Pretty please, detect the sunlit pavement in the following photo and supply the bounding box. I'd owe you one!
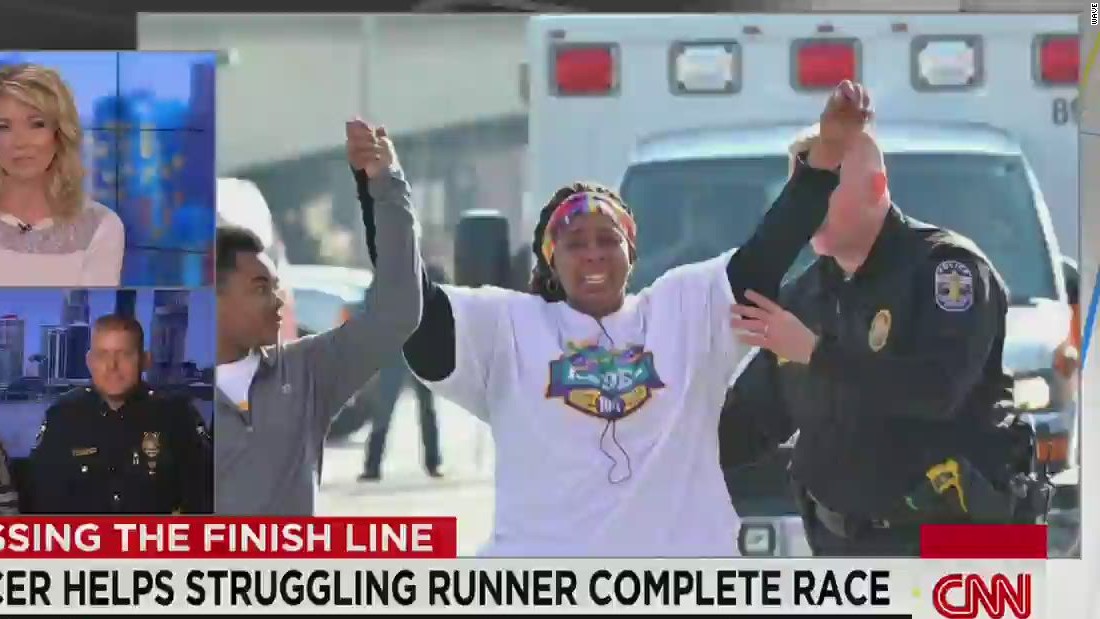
[318,392,496,556]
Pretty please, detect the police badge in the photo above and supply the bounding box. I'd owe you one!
[142,432,160,472]
[868,309,892,352]
[934,260,974,312]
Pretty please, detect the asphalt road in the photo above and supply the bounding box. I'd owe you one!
[317,392,496,556]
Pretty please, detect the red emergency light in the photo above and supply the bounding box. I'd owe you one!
[1036,34,1079,85]
[793,39,858,90]
[553,45,616,96]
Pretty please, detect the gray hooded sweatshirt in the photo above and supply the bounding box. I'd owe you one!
[214,166,423,515]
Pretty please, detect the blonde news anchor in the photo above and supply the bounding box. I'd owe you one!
[0,63,124,286]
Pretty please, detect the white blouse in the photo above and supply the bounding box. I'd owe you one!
[0,200,125,287]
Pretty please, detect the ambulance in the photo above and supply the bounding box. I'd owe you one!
[516,13,1081,556]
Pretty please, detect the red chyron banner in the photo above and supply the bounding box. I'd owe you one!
[0,517,459,559]
[919,524,1048,559]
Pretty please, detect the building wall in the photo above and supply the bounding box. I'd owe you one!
[236,116,527,270]
[137,14,529,175]
[141,8,1080,268]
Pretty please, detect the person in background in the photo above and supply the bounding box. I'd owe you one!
[720,129,1032,556]
[213,120,422,515]
[0,64,124,286]
[360,260,448,482]
[363,82,872,556]
[27,314,211,514]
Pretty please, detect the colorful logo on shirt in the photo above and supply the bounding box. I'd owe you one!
[545,343,666,420]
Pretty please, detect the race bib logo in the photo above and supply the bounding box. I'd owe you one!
[935,260,974,312]
[546,344,666,420]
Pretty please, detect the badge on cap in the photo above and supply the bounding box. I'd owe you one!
[934,260,974,312]
[868,309,892,352]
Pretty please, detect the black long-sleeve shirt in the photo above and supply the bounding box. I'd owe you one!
[354,153,840,381]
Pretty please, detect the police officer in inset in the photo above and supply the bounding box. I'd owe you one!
[27,314,212,514]
[720,127,1046,556]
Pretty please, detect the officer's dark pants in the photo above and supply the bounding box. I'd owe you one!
[794,484,922,557]
[364,364,441,475]
[801,514,922,556]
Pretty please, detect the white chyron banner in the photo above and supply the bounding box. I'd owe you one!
[0,558,1045,617]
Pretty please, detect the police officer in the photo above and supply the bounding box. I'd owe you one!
[721,129,1042,556]
[28,314,211,514]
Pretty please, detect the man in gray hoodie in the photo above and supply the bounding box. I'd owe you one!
[214,121,423,515]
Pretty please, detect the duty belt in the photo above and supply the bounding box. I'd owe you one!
[807,493,919,540]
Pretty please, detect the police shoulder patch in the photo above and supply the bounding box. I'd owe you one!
[934,259,974,312]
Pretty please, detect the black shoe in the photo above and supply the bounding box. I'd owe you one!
[358,470,381,482]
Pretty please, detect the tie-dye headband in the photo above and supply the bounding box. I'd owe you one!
[540,191,637,264]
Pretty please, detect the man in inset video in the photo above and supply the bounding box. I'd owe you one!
[27,314,212,514]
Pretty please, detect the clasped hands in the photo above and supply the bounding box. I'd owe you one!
[731,290,818,365]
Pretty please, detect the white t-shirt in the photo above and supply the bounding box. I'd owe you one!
[0,200,124,287]
[217,353,261,410]
[418,250,751,557]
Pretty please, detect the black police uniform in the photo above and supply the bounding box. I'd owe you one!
[719,205,1022,556]
[27,385,212,514]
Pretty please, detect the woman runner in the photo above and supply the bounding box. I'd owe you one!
[360,81,872,556]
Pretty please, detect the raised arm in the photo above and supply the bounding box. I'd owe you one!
[724,150,836,302]
[641,83,872,386]
[354,164,507,422]
[353,168,457,384]
[725,80,872,304]
[288,122,423,438]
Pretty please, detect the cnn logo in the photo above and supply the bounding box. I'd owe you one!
[932,573,1032,619]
